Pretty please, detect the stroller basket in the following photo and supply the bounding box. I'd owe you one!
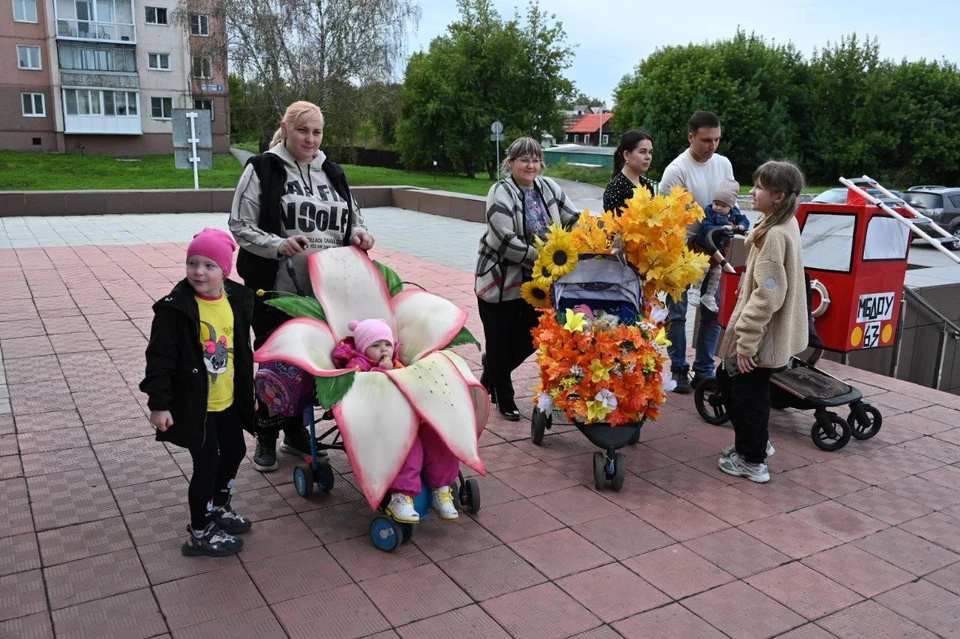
[552,256,642,324]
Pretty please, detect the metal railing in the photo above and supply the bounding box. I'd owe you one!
[891,286,960,389]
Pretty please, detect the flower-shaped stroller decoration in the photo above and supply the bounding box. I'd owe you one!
[254,247,488,508]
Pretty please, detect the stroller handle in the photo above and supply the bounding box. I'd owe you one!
[284,257,307,296]
[703,227,739,275]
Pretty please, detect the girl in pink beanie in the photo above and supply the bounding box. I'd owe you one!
[331,318,460,523]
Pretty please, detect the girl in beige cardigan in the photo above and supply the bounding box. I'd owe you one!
[716,160,808,483]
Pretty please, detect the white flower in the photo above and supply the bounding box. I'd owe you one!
[594,388,618,411]
[537,392,554,414]
[649,304,669,324]
[570,365,584,378]
[660,370,677,392]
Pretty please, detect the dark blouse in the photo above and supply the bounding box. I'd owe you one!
[602,172,656,214]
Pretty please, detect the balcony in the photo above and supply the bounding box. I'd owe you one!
[55,0,136,44]
[57,18,135,43]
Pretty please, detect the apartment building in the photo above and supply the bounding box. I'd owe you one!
[0,0,229,154]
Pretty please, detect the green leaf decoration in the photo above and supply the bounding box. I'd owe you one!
[443,326,481,350]
[265,295,326,321]
[374,260,404,296]
[315,372,355,408]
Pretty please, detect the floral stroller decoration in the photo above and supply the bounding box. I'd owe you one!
[253,246,488,516]
[524,186,709,490]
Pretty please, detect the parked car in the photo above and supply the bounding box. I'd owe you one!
[810,187,903,205]
[907,185,947,191]
[902,187,960,240]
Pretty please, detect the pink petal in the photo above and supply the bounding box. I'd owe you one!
[437,350,490,435]
[254,318,342,377]
[309,247,396,342]
[393,290,468,363]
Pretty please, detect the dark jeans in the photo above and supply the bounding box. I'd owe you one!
[716,364,772,464]
[477,297,539,404]
[188,404,247,530]
[666,281,721,378]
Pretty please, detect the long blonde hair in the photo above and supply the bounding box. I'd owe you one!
[748,160,805,248]
[269,101,324,148]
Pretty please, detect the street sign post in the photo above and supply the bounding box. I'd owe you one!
[171,109,213,189]
[491,121,504,176]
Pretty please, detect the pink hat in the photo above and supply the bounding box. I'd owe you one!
[187,228,238,276]
[348,318,394,354]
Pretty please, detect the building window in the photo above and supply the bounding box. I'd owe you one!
[22,92,45,117]
[602,134,609,145]
[147,52,170,70]
[17,45,42,70]
[103,90,138,116]
[192,56,212,79]
[59,43,135,72]
[193,98,214,120]
[190,14,209,36]
[145,6,167,24]
[151,96,173,119]
[573,134,579,143]
[14,0,37,22]
[64,88,105,115]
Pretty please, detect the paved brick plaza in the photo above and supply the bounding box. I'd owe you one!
[1,211,959,638]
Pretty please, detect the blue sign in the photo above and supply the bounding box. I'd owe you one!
[200,84,224,92]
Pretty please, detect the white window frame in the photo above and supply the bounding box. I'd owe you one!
[17,45,42,70]
[144,6,167,25]
[193,98,214,120]
[147,52,170,70]
[189,13,209,36]
[14,0,38,22]
[573,134,579,143]
[22,92,45,117]
[191,56,212,79]
[150,96,173,119]
[602,134,609,145]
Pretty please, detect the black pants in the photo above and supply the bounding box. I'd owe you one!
[188,404,247,530]
[477,298,539,404]
[252,296,307,440]
[716,364,772,464]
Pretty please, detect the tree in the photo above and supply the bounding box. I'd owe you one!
[396,0,574,178]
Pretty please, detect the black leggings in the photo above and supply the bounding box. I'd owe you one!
[188,404,247,530]
[477,297,539,403]
[716,364,772,464]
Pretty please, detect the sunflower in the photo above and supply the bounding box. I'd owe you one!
[521,279,552,309]
[533,260,555,281]
[540,235,579,278]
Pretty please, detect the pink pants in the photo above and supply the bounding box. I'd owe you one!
[390,424,459,496]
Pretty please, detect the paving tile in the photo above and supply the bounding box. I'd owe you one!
[746,562,863,620]
[835,485,934,526]
[927,562,960,597]
[878,474,960,511]
[633,496,728,542]
[360,563,472,626]
[901,436,960,464]
[50,588,166,639]
[231,514,320,563]
[228,485,296,522]
[919,464,960,491]
[0,533,41,577]
[685,484,781,526]
[12,410,82,436]
[0,336,53,359]
[474,442,539,473]
[816,600,938,638]
[137,535,241,585]
[0,478,33,538]
[154,565,266,630]
[437,544,546,601]
[271,583,391,639]
[0,611,54,639]
[623,543,734,599]
[20,446,100,477]
[395,604,509,638]
[298,499,374,545]
[493,461,578,497]
[556,562,670,623]
[26,468,120,531]
[682,580,806,639]
[44,547,148,610]
[782,463,871,499]
[244,546,352,605]
[481,582,601,638]
[790,500,888,542]
[571,510,673,560]
[912,405,960,428]
[874,579,960,637]
[639,462,727,498]
[0,454,23,480]
[94,436,183,488]
[685,527,790,578]
[612,602,728,638]
[112,476,189,514]
[802,543,914,598]
[472,497,563,543]
[0,569,46,623]
[775,623,841,639]
[733,476,827,513]
[0,435,19,457]
[173,605,286,639]
[644,432,720,462]
[529,485,624,527]
[853,526,960,576]
[509,528,612,579]
[36,516,132,567]
[900,511,960,553]
[1,355,64,384]
[326,533,430,582]
[124,502,190,546]
[410,514,500,562]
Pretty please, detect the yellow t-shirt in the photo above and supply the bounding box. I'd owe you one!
[196,295,235,411]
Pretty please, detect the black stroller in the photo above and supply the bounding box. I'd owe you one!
[530,255,647,491]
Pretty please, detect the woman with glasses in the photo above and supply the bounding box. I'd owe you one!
[603,129,656,214]
[474,137,580,421]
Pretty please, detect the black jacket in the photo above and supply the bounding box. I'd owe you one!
[140,279,255,449]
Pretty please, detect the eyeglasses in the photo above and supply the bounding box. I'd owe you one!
[514,157,541,166]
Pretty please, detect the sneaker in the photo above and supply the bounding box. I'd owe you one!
[385,493,419,523]
[213,501,252,534]
[691,374,708,389]
[720,441,775,459]
[688,286,701,306]
[672,371,692,394]
[279,427,313,457]
[252,433,278,472]
[181,523,243,557]
[701,294,719,313]
[718,451,770,483]
[431,486,459,521]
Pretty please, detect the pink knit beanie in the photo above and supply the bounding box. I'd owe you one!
[348,318,394,354]
[187,228,238,276]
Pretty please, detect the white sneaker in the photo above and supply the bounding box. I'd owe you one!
[688,286,701,306]
[701,294,719,313]
[718,452,770,483]
[721,441,775,459]
[385,493,419,523]
[431,486,459,521]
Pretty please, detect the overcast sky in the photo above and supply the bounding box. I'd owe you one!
[405,0,960,105]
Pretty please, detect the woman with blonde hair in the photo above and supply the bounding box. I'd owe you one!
[474,137,579,420]
[716,160,808,483]
[229,100,374,472]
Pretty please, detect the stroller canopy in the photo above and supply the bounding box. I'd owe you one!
[552,256,642,315]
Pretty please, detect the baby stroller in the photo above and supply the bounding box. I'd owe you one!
[530,255,647,491]
[693,248,882,451]
[255,259,481,553]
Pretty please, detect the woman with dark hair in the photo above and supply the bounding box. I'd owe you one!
[603,129,656,214]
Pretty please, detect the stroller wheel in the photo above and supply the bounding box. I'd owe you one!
[531,407,549,445]
[592,452,605,491]
[369,515,402,552]
[316,460,335,493]
[694,377,730,425]
[811,412,852,451]
[462,477,481,514]
[293,464,314,498]
[848,404,882,440]
[610,453,626,491]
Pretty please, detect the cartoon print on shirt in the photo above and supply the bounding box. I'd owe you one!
[200,320,232,384]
